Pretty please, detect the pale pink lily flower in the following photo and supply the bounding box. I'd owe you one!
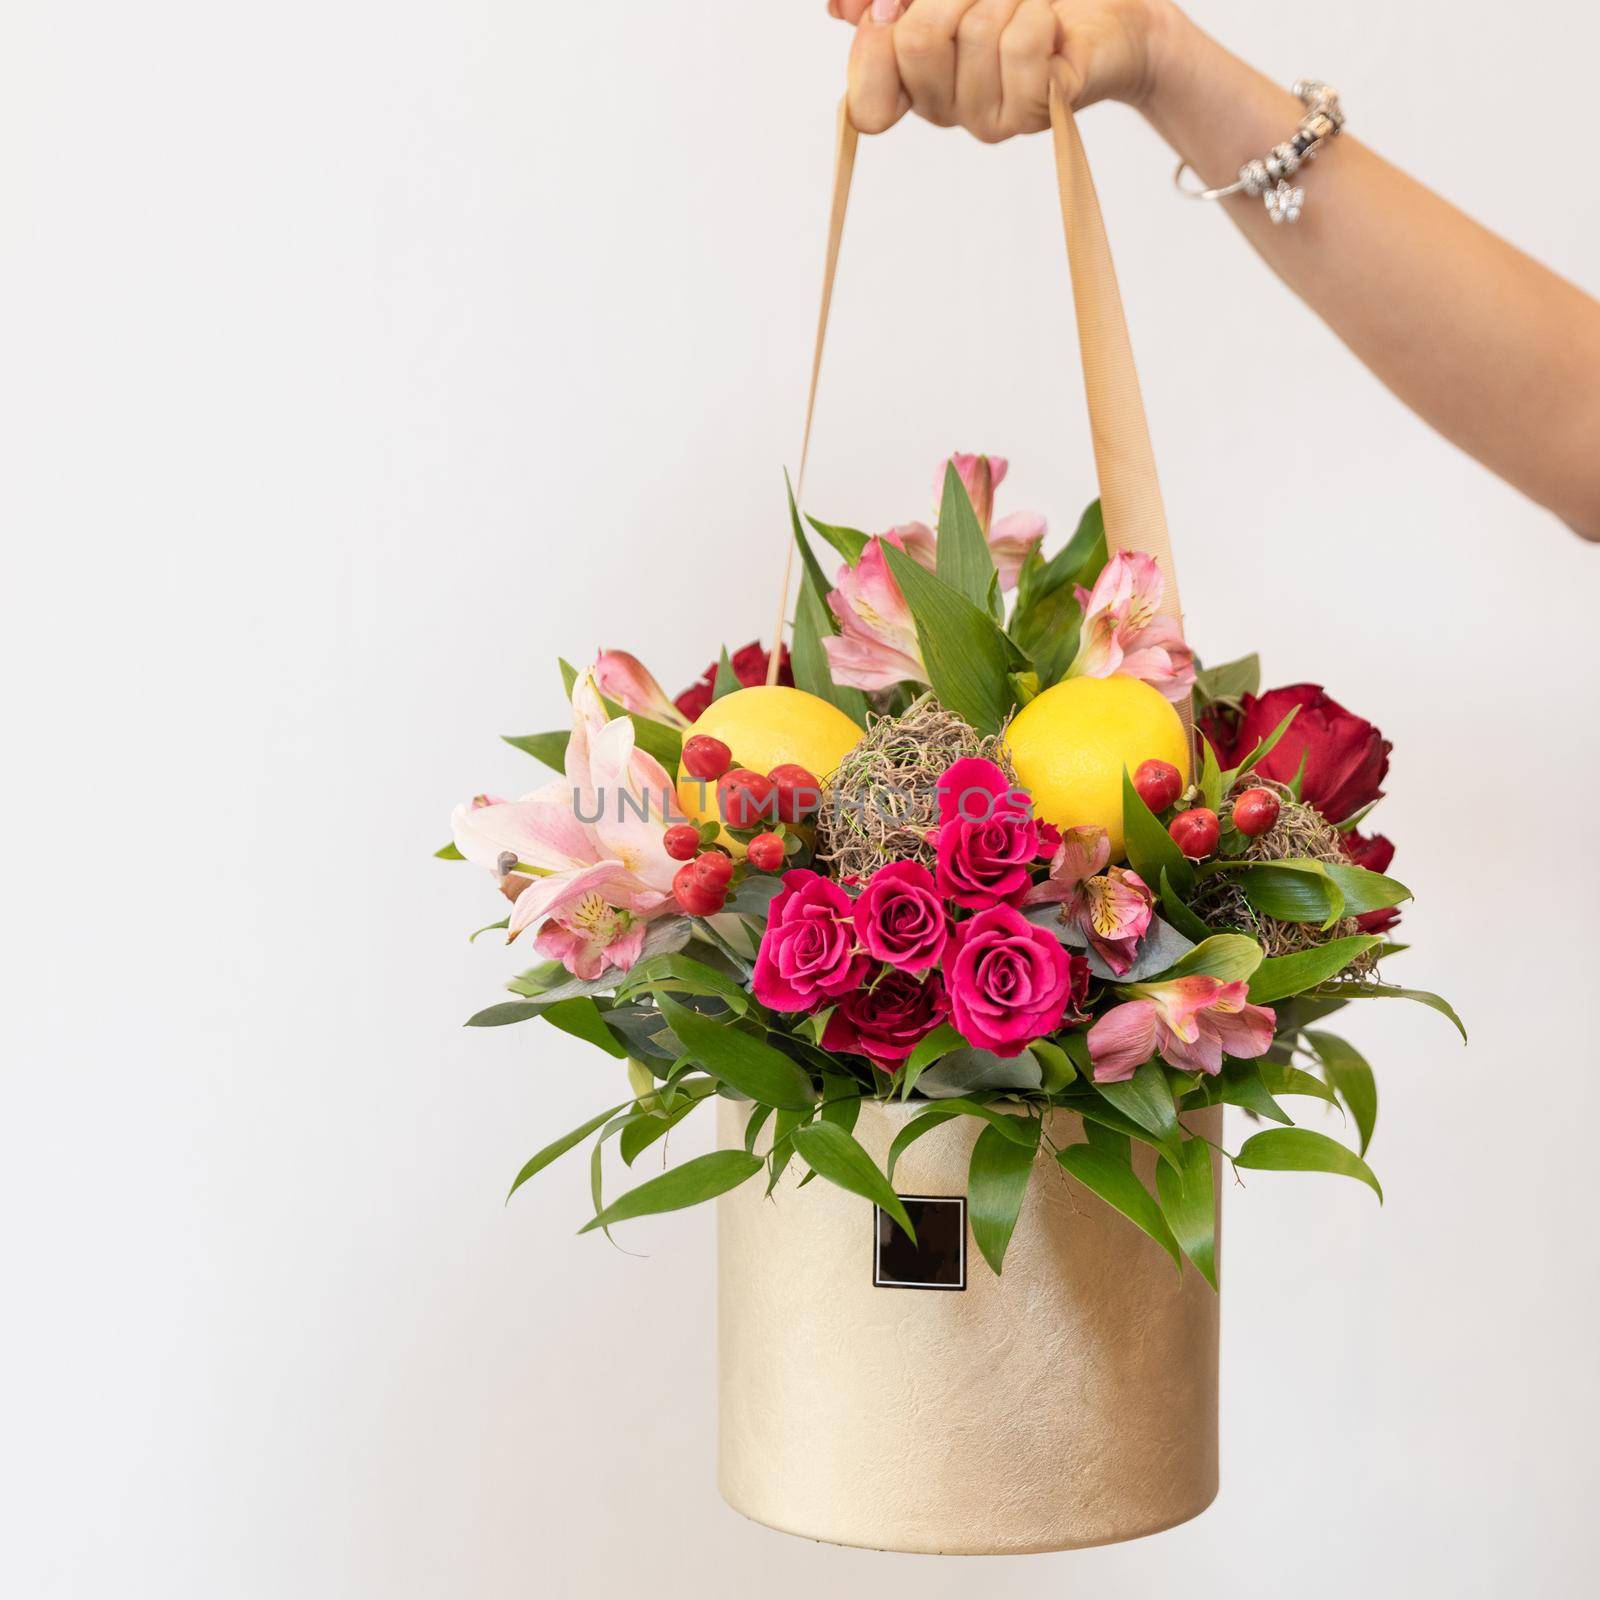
[1068,550,1196,703]
[1023,824,1155,977]
[1087,975,1276,1082]
[823,532,932,692]
[450,670,681,978]
[935,453,1046,590]
[592,649,689,727]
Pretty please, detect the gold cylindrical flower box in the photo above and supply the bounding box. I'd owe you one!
[716,1098,1221,1555]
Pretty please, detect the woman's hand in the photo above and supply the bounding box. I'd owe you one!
[831,0,1173,142]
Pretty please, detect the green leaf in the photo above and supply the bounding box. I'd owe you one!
[1247,936,1383,1004]
[934,461,998,609]
[1194,652,1260,707]
[899,1022,965,1100]
[621,713,683,771]
[465,1000,548,1028]
[1010,500,1104,687]
[1123,769,1193,898]
[881,541,1023,734]
[1157,933,1263,984]
[1031,1037,1078,1094]
[656,998,816,1110]
[1321,863,1412,915]
[1211,1058,1292,1124]
[886,1107,959,1184]
[915,1047,1042,1098]
[1235,863,1346,928]
[967,1119,1041,1274]
[620,1082,719,1166]
[792,565,869,723]
[818,1072,862,1136]
[1071,1096,1179,1163]
[1091,1060,1182,1166]
[1222,706,1300,789]
[469,917,509,942]
[579,1149,763,1232]
[805,513,869,567]
[1303,1030,1377,1155]
[617,953,751,1014]
[501,731,570,771]
[1158,869,1213,944]
[791,1121,915,1241]
[1234,1128,1382,1201]
[1198,733,1224,813]
[1155,1137,1218,1289]
[907,1099,1038,1146]
[1083,1119,1131,1160]
[766,1105,809,1193]
[1057,1143,1181,1269]
[1257,1059,1340,1107]
[507,1101,630,1201]
[435,841,465,860]
[541,997,629,1059]
[712,649,741,701]
[1302,980,1466,1043]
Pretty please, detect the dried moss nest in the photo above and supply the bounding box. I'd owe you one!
[1191,778,1378,976]
[816,694,1011,881]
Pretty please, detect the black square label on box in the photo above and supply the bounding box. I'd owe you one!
[874,1195,967,1290]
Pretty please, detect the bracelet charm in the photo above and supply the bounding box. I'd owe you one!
[1174,80,1345,224]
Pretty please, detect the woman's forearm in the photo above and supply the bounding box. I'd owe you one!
[1141,4,1600,538]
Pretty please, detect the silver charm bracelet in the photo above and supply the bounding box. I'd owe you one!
[1174,80,1345,224]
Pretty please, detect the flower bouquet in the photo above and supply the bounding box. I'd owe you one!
[443,94,1462,1554]
[447,454,1459,1278]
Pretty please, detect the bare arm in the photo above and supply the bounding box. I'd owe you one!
[835,0,1600,539]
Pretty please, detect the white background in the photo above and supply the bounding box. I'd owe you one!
[5,2,1597,1595]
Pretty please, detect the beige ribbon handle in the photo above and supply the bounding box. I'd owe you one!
[769,84,1187,729]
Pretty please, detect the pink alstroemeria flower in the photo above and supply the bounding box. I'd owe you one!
[1087,975,1276,1082]
[1023,824,1154,977]
[592,649,689,728]
[451,671,681,979]
[823,530,932,692]
[1067,551,1196,703]
[937,452,1046,590]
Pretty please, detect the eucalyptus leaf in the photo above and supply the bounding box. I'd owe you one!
[916,1046,1043,1098]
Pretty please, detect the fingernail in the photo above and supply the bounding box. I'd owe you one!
[871,0,901,22]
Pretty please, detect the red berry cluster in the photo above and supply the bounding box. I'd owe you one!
[1133,758,1281,862]
[669,736,822,915]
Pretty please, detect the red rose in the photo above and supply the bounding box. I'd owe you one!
[674,641,794,722]
[853,861,951,972]
[945,904,1088,1058]
[1344,828,1401,935]
[1211,684,1391,824]
[822,968,949,1068]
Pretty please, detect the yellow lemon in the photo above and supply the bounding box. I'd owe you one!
[1003,674,1188,859]
[676,685,864,846]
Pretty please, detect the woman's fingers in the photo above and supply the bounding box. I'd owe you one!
[953,0,1024,143]
[848,10,911,134]
[1049,0,1154,110]
[996,0,1057,136]
[894,0,980,128]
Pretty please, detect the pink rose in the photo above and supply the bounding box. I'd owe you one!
[945,904,1088,1058]
[751,869,868,1013]
[852,861,951,973]
[933,757,1039,910]
[822,968,949,1069]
